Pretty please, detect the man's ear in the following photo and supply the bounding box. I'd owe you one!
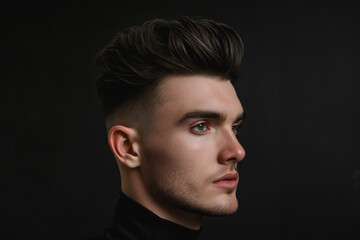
[108,125,141,168]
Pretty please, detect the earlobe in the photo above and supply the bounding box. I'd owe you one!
[108,125,141,168]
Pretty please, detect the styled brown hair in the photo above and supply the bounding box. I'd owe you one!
[95,16,244,120]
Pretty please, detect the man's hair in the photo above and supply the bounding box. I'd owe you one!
[95,16,244,121]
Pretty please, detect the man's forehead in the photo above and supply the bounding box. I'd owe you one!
[154,74,243,119]
[158,75,236,98]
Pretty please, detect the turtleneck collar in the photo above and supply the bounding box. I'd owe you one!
[103,191,202,240]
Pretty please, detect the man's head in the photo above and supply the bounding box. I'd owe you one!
[96,16,245,229]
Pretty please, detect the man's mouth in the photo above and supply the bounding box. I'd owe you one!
[213,172,238,189]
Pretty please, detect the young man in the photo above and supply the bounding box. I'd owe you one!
[94,16,246,239]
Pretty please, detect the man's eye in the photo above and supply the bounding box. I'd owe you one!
[191,123,208,134]
[232,124,243,135]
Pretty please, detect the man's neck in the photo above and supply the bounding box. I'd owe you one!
[121,172,203,230]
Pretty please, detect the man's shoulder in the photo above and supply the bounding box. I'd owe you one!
[83,235,110,240]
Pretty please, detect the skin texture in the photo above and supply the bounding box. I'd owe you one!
[108,75,245,230]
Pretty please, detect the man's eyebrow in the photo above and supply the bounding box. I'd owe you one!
[177,111,246,124]
[234,112,246,123]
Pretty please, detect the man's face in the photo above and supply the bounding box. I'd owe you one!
[139,75,245,216]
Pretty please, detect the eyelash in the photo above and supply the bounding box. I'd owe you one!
[191,122,210,135]
[231,123,244,135]
[190,122,244,135]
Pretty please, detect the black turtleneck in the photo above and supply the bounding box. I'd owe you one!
[92,192,202,240]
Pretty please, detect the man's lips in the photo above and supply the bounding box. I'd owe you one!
[213,172,238,189]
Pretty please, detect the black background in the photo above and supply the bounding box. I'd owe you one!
[1,1,359,239]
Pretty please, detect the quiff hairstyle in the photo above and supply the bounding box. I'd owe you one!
[96,16,244,123]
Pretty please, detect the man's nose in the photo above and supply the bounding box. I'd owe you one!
[218,129,245,165]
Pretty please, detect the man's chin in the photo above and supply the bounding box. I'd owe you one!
[195,196,239,216]
[209,203,238,216]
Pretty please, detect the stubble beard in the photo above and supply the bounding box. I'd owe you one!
[140,148,239,217]
[146,174,239,217]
